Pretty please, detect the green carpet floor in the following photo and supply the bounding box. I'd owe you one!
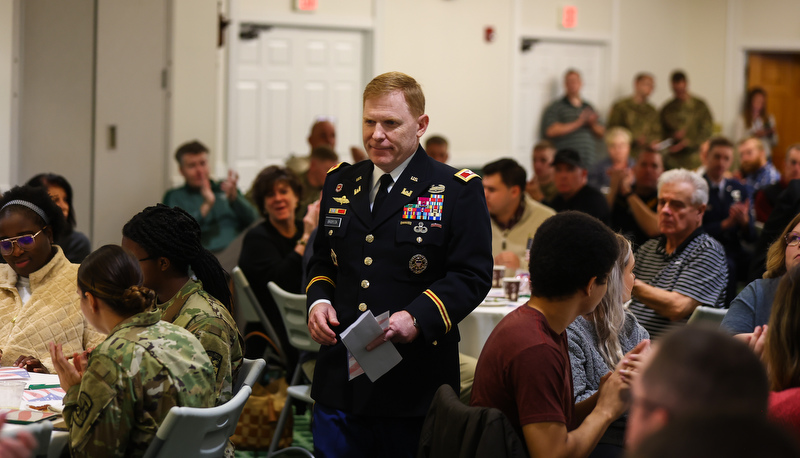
[234,405,313,457]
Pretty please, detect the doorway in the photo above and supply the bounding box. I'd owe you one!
[228,25,366,190]
[746,52,800,172]
[515,39,609,169]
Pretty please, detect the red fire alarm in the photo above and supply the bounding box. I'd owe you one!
[485,26,495,43]
[561,5,578,29]
[295,0,318,12]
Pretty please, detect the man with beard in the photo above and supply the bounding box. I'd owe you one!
[737,136,780,196]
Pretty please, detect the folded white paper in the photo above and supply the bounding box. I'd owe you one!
[341,311,402,382]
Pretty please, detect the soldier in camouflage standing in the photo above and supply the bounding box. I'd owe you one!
[121,204,244,406]
[608,73,662,158]
[49,245,216,457]
[660,70,714,170]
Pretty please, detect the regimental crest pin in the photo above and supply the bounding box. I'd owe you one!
[409,254,428,274]
[335,183,343,192]
[333,196,350,205]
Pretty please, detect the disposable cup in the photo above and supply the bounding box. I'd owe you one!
[492,266,506,288]
[0,380,26,409]
[503,277,521,302]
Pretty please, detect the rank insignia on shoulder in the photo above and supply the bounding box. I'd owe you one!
[335,183,343,192]
[333,196,350,204]
[455,169,480,182]
[428,184,445,193]
[329,208,347,215]
[327,162,345,174]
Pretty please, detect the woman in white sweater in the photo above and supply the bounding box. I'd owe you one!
[0,186,104,372]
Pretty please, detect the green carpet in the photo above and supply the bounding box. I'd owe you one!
[234,405,313,457]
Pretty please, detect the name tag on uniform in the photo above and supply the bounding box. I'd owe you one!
[325,217,342,227]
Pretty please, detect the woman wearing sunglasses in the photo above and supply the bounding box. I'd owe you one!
[0,186,105,372]
[722,212,800,339]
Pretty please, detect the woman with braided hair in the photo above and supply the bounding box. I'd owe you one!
[121,204,243,405]
[0,185,105,373]
[49,244,216,457]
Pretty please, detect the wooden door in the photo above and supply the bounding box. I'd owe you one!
[747,52,800,173]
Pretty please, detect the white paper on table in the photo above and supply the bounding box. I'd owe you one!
[341,311,402,382]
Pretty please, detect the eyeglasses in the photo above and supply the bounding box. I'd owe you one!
[0,228,45,256]
[785,232,800,247]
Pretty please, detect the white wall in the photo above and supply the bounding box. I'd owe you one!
[170,0,220,185]
[18,0,94,234]
[381,0,514,166]
[0,0,15,191]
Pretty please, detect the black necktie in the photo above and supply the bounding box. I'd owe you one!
[372,174,393,216]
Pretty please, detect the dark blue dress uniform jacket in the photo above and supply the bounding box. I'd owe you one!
[306,146,493,417]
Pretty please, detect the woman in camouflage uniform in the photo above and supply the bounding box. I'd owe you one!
[49,244,216,458]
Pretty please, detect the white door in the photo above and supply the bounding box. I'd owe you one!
[229,26,364,190]
[515,40,608,170]
[92,0,169,247]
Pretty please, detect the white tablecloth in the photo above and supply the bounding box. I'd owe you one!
[459,288,527,359]
[1,373,68,458]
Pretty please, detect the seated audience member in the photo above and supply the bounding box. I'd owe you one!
[609,149,663,248]
[627,414,800,458]
[625,327,769,453]
[607,73,661,157]
[588,127,635,193]
[26,173,90,263]
[298,146,338,216]
[0,186,105,372]
[50,245,215,457]
[755,144,800,223]
[425,135,449,163]
[526,141,558,203]
[629,169,727,337]
[238,166,319,370]
[483,158,555,272]
[568,233,649,457]
[702,137,755,304]
[547,149,611,225]
[122,204,244,405]
[163,140,257,253]
[762,265,800,438]
[471,211,649,458]
[736,136,780,195]
[749,176,800,282]
[721,212,800,336]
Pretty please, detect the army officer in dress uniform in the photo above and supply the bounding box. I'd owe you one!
[306,71,493,458]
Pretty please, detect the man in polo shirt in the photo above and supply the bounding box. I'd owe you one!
[547,149,610,225]
[483,158,555,272]
[630,169,728,337]
[541,69,605,167]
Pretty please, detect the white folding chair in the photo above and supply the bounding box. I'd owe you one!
[687,305,728,327]
[0,419,53,458]
[232,266,286,368]
[234,357,267,395]
[142,385,252,458]
[267,282,320,456]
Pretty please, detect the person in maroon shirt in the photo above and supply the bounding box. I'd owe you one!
[471,211,649,458]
